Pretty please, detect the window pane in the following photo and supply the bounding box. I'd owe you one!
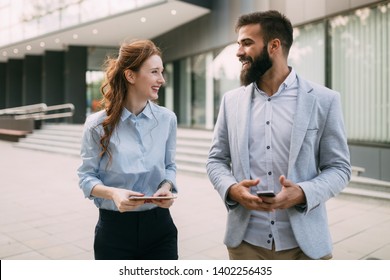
[178,58,192,127]
[212,44,241,124]
[330,4,390,143]
[289,22,325,85]
[191,54,207,128]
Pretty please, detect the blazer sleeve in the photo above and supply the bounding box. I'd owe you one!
[298,92,351,213]
[206,94,239,207]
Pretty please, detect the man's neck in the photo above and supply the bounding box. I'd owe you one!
[257,66,291,96]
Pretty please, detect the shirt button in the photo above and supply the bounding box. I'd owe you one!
[269,234,273,238]
[268,171,272,175]
[266,146,270,149]
[266,121,270,125]
[268,98,271,102]
[271,221,275,225]
[267,240,271,244]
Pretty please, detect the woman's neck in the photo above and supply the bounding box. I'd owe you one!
[125,99,148,116]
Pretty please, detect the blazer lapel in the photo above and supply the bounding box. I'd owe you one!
[236,84,253,179]
[288,77,316,176]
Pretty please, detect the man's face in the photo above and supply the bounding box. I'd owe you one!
[237,24,273,86]
[239,44,272,86]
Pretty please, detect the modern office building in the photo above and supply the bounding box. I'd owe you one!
[0,0,389,181]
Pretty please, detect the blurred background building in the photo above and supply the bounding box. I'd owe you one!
[0,0,389,181]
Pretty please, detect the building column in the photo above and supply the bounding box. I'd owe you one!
[6,59,23,108]
[23,55,43,105]
[43,51,65,106]
[205,52,214,130]
[0,63,6,109]
[64,46,87,124]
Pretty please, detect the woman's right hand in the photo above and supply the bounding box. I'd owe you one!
[111,188,145,212]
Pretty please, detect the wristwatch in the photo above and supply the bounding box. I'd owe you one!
[157,179,174,192]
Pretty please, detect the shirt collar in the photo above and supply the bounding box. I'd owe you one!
[283,67,297,89]
[120,101,154,122]
[253,67,297,97]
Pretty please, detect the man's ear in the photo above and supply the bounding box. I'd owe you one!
[269,39,281,54]
[125,69,135,84]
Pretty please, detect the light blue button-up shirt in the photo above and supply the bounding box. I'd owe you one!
[77,101,177,211]
[244,68,300,251]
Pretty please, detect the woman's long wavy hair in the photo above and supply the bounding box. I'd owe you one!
[99,39,162,163]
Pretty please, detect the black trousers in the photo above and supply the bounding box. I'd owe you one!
[94,207,178,260]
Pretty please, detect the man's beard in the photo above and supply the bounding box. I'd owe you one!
[240,45,272,86]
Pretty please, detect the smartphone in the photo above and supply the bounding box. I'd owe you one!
[256,190,276,197]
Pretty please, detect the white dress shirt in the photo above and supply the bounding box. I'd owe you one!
[244,68,300,251]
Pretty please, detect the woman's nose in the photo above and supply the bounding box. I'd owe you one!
[159,74,165,85]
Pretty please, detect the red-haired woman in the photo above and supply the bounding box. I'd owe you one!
[78,39,178,260]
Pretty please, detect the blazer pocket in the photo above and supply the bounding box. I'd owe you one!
[305,129,318,138]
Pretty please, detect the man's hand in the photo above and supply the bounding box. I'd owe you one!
[228,176,307,211]
[277,175,306,208]
[260,175,307,210]
[228,179,264,210]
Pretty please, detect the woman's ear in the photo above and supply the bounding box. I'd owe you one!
[125,69,135,84]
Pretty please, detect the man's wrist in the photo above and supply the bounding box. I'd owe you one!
[297,185,307,204]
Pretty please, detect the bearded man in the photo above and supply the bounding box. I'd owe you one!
[206,10,351,260]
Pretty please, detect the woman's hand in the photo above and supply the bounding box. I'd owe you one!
[111,188,145,212]
[151,184,175,209]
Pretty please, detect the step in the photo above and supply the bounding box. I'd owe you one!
[177,139,211,148]
[18,137,81,150]
[15,142,80,156]
[346,176,390,194]
[339,176,390,202]
[176,163,207,176]
[25,132,81,142]
[341,187,390,201]
[33,129,82,139]
[176,146,209,157]
[177,128,213,139]
[42,123,84,130]
[176,154,207,168]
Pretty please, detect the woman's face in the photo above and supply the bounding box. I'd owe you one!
[129,54,165,102]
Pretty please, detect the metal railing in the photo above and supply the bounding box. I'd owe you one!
[0,103,47,116]
[0,103,75,121]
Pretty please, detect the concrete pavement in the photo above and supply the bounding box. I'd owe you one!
[0,139,390,260]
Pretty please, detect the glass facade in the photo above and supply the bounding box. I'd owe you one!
[330,3,390,144]
[0,0,165,47]
[171,46,240,129]
[86,71,104,116]
[177,58,192,127]
[289,23,326,85]
[212,44,241,124]
[169,1,390,147]
[191,53,207,128]
[1,0,389,145]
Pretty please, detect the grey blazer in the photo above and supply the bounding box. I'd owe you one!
[206,75,351,259]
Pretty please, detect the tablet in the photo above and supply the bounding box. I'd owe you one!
[129,195,177,201]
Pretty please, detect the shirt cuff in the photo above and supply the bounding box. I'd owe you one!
[294,203,307,213]
[82,178,103,199]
